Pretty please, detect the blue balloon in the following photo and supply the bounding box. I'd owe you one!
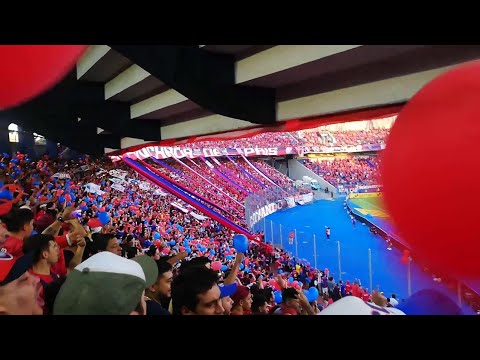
[226,255,233,261]
[107,204,113,211]
[239,263,244,270]
[274,291,282,304]
[209,249,215,255]
[308,287,319,303]
[67,202,72,207]
[58,196,65,204]
[154,233,161,240]
[288,277,294,283]
[98,212,110,226]
[233,234,249,253]
[186,247,191,254]
[97,196,103,202]
[183,240,189,247]
[81,206,88,211]
[244,267,250,273]
[170,240,176,246]
[221,265,227,272]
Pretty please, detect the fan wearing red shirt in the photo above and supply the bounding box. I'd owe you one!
[1,208,35,258]
[23,234,67,314]
[230,285,253,315]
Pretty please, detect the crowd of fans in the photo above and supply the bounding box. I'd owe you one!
[2,138,475,316]
[303,156,380,188]
[178,132,299,150]
[144,157,296,228]
[170,127,389,151]
[296,128,389,147]
[0,150,406,315]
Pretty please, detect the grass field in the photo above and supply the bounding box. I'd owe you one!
[349,195,391,220]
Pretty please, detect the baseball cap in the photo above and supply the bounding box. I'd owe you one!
[0,251,34,285]
[87,218,103,233]
[219,283,237,298]
[54,252,158,315]
[318,296,406,315]
[231,285,250,304]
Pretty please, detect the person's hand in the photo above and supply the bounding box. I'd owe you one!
[62,205,77,220]
[76,238,87,248]
[297,289,309,305]
[69,231,87,245]
[371,287,387,307]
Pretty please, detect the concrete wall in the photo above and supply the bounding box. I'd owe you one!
[287,158,337,194]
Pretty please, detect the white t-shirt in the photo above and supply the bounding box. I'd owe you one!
[318,296,405,315]
[389,297,399,307]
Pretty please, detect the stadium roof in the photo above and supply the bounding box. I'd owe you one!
[3,45,480,155]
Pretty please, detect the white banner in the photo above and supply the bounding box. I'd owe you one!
[190,212,209,221]
[171,202,189,213]
[248,202,279,228]
[286,196,296,208]
[302,193,314,203]
[109,169,128,180]
[138,181,151,191]
[52,173,71,179]
[111,183,125,192]
[153,189,168,196]
[81,165,90,171]
[85,183,105,195]
[96,168,107,176]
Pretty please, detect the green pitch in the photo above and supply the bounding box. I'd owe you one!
[349,195,390,219]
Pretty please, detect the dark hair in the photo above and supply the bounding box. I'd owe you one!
[92,233,116,252]
[2,208,34,232]
[282,288,299,303]
[263,287,274,303]
[23,234,55,264]
[145,245,157,257]
[251,294,267,313]
[171,267,218,315]
[179,256,211,273]
[156,259,173,279]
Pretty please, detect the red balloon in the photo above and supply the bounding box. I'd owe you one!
[211,261,222,271]
[382,60,480,278]
[400,256,408,265]
[0,45,87,109]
